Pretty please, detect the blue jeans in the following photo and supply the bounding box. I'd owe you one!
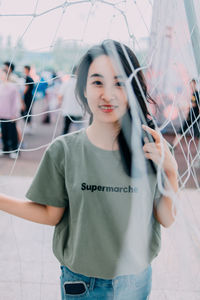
[60,265,152,299]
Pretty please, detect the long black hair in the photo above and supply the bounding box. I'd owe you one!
[75,39,156,176]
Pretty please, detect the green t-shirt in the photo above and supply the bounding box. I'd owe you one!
[26,129,161,279]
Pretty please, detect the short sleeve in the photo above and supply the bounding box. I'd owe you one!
[26,76,34,84]
[26,143,68,207]
[11,86,20,118]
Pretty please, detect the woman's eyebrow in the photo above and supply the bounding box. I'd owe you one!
[114,75,123,80]
[90,74,123,79]
[90,73,103,78]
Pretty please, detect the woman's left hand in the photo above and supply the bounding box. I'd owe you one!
[142,125,178,177]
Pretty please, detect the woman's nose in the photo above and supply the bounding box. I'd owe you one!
[101,87,115,102]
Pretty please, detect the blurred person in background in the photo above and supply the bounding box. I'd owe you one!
[3,61,24,144]
[42,71,61,124]
[173,79,200,148]
[58,66,83,134]
[21,65,35,134]
[0,69,20,159]
[3,61,19,83]
[35,72,48,100]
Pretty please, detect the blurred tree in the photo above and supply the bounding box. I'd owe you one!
[0,36,4,63]
[5,35,12,59]
[0,36,148,75]
[15,38,26,63]
[52,39,88,72]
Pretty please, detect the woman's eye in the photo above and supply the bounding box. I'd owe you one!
[115,81,125,87]
[92,80,102,86]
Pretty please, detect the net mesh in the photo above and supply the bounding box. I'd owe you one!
[0,1,200,299]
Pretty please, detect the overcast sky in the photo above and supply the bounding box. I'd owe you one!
[0,0,153,51]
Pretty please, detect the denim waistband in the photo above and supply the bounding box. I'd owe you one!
[60,265,151,289]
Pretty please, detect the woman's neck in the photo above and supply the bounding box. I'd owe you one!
[86,121,119,151]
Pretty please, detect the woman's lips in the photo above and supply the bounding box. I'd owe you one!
[99,105,117,113]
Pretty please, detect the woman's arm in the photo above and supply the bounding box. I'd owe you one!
[153,171,178,228]
[142,125,178,228]
[0,193,65,226]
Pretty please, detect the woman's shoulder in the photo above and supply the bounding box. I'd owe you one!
[49,129,86,153]
[43,129,86,167]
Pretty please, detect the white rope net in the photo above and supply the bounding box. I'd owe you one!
[0,0,200,299]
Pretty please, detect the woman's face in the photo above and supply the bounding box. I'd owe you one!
[84,55,128,125]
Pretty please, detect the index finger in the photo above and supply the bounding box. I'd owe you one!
[142,124,161,144]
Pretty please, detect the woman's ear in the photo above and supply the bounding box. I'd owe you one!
[84,89,87,98]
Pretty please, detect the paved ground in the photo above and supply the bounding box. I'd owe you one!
[1,178,199,300]
[0,100,200,299]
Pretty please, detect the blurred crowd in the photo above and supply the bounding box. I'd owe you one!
[0,61,86,159]
[0,60,199,170]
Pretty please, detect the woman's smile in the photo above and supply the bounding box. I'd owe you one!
[98,104,118,113]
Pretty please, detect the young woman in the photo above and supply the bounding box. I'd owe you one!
[0,40,178,299]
